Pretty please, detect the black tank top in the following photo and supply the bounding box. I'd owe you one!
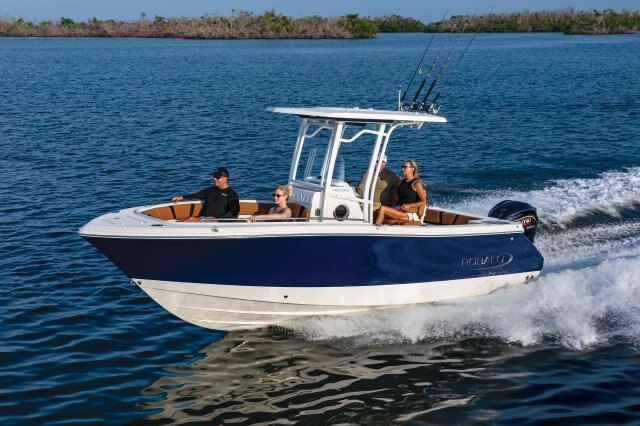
[397,179,419,206]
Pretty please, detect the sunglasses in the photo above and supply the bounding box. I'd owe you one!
[272,193,285,198]
[401,165,414,169]
[213,175,227,179]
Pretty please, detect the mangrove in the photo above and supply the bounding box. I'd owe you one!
[426,8,640,35]
[2,8,638,39]
[0,11,380,39]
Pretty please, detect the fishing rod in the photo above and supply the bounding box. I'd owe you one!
[427,31,479,113]
[406,28,454,110]
[418,25,467,110]
[400,9,448,105]
[425,8,493,113]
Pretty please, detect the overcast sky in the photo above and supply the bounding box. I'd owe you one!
[2,0,638,23]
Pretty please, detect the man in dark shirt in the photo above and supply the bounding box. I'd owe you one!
[172,167,240,222]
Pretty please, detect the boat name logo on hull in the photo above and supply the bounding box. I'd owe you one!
[461,253,513,270]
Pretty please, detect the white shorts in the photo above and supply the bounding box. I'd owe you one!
[395,206,421,222]
[406,212,420,221]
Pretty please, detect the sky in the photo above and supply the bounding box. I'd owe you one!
[1,0,638,23]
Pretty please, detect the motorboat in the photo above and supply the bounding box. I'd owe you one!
[80,107,544,331]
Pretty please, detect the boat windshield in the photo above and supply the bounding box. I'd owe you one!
[293,123,383,188]
[295,126,331,183]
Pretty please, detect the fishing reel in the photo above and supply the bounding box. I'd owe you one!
[399,100,442,115]
[428,104,443,114]
[398,24,478,118]
[400,101,418,112]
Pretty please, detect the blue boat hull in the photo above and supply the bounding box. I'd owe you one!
[84,232,544,287]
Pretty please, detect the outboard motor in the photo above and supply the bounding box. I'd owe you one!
[488,200,539,243]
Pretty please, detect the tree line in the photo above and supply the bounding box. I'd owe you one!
[426,9,640,34]
[0,11,379,39]
[1,9,638,38]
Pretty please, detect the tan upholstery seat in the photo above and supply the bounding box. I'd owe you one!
[239,202,307,220]
[289,203,302,218]
[385,207,482,226]
[424,208,481,225]
[143,201,308,222]
[239,202,272,216]
[142,203,203,220]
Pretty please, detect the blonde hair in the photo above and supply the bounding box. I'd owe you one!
[404,159,420,180]
[276,184,293,198]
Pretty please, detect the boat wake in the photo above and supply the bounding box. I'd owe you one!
[141,168,640,424]
[283,167,640,349]
[453,166,640,228]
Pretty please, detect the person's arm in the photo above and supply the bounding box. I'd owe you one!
[399,181,427,212]
[267,208,291,220]
[173,188,208,203]
[248,207,291,222]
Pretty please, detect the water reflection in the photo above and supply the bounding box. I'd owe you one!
[138,328,528,424]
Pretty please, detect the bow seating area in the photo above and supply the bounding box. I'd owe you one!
[141,202,478,225]
[141,201,310,221]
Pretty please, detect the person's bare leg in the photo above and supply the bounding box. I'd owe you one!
[375,206,408,224]
[373,208,380,223]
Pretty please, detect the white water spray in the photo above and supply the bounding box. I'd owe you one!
[287,167,640,349]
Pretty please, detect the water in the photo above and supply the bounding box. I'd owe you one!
[1,33,639,424]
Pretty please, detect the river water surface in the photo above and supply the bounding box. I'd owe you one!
[1,33,640,424]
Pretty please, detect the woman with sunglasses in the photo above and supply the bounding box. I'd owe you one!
[247,185,293,222]
[374,159,427,224]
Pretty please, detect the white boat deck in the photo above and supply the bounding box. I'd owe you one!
[80,204,523,239]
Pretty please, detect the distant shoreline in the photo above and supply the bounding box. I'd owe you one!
[0,12,380,39]
[1,9,638,39]
[427,8,640,35]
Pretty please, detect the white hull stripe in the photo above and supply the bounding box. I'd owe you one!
[134,272,539,330]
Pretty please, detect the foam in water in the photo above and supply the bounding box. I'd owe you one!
[452,166,640,226]
[288,254,640,349]
[286,167,640,349]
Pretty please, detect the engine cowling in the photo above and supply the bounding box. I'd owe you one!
[488,200,539,243]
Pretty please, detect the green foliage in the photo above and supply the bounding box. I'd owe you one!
[425,8,640,34]
[153,15,166,26]
[59,16,75,27]
[2,9,639,38]
[338,13,377,38]
[374,15,426,32]
[260,9,293,33]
